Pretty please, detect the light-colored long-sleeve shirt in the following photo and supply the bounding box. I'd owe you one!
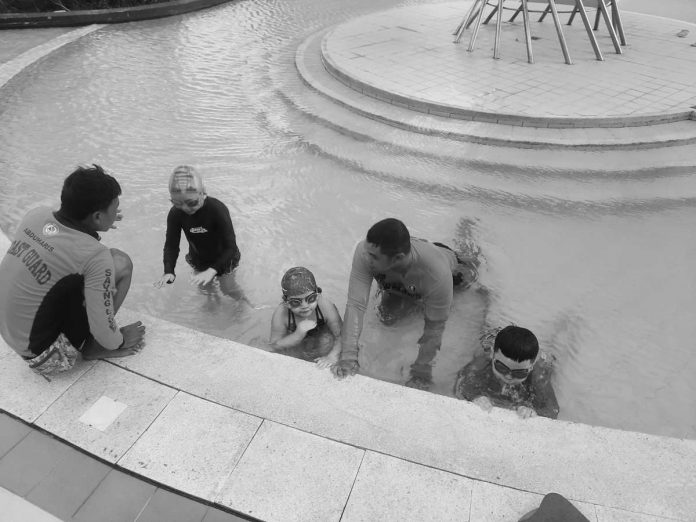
[340,238,458,361]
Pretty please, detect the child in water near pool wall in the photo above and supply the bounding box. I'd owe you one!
[154,166,248,302]
[453,325,559,419]
[270,267,342,368]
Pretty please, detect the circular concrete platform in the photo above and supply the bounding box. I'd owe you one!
[320,1,696,128]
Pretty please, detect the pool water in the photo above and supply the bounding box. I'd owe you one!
[0,0,695,438]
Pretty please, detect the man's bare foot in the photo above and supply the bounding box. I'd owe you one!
[121,321,146,347]
[82,321,146,360]
[82,342,142,359]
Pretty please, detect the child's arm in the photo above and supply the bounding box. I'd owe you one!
[323,297,343,338]
[210,199,240,275]
[269,306,314,351]
[161,209,182,281]
[531,361,560,419]
[315,298,343,368]
[453,353,490,400]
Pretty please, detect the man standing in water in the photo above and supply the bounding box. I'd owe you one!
[332,218,478,389]
[0,165,146,378]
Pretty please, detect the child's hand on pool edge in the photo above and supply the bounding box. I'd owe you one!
[516,405,537,419]
[473,396,494,412]
[315,350,339,369]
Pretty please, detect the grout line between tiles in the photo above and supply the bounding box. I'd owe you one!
[337,447,366,521]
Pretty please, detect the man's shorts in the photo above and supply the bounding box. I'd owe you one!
[23,274,89,378]
[26,333,80,380]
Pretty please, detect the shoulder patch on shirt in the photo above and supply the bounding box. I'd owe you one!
[189,227,208,233]
[43,222,59,236]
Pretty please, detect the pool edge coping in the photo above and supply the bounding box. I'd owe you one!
[0,0,233,29]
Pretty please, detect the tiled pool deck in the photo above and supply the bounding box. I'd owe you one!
[320,2,696,126]
[292,2,696,150]
[1,7,696,522]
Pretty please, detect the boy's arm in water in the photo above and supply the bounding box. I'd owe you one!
[453,353,490,400]
[269,305,315,350]
[334,243,372,378]
[531,363,560,419]
[315,297,343,369]
[210,199,240,275]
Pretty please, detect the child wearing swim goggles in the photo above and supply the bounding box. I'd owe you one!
[269,267,342,368]
[454,325,559,419]
[154,166,247,301]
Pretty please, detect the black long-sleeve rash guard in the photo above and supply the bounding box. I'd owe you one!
[163,196,240,276]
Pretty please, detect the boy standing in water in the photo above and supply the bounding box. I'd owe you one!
[270,267,342,368]
[454,325,559,419]
[154,166,246,301]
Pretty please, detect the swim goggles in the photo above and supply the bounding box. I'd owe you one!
[170,198,201,208]
[284,292,318,308]
[493,359,532,380]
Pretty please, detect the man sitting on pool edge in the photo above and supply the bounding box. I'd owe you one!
[0,165,146,378]
[332,217,479,390]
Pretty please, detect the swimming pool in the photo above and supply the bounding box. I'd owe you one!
[0,0,694,439]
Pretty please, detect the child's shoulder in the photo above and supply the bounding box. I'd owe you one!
[318,293,335,306]
[204,196,225,208]
[457,352,490,377]
[531,350,556,384]
[271,303,289,321]
[480,325,504,354]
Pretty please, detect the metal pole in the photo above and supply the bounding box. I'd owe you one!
[575,0,603,60]
[494,0,504,59]
[521,0,534,63]
[597,0,622,53]
[548,0,572,64]
[468,0,489,52]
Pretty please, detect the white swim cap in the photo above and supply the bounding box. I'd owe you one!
[169,165,205,194]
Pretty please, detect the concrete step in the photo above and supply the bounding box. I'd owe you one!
[288,28,696,161]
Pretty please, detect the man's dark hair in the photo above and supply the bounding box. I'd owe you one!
[494,325,539,362]
[60,165,122,220]
[366,218,411,257]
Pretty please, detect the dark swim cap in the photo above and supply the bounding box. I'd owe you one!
[281,267,317,296]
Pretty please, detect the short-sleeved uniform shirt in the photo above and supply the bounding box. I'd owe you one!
[0,207,123,358]
[341,238,458,355]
